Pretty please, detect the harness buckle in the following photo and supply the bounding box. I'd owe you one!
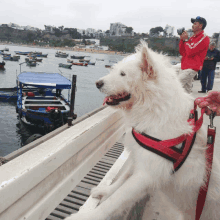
[207,111,216,144]
[207,135,214,144]
[189,113,194,119]
[209,111,216,128]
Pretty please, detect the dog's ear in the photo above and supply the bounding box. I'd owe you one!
[140,45,156,79]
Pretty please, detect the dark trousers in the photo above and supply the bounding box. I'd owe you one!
[200,68,215,92]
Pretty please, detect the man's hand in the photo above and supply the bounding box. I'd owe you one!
[180,31,188,41]
[195,91,220,116]
[204,56,208,60]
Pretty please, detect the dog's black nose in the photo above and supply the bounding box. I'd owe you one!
[96,80,104,89]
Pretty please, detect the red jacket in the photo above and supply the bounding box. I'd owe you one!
[179,31,210,71]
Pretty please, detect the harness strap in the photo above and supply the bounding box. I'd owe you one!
[132,107,206,172]
[195,126,216,220]
[132,104,216,220]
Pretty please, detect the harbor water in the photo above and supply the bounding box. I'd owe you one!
[0,44,124,156]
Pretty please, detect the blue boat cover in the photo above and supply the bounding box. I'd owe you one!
[18,72,71,89]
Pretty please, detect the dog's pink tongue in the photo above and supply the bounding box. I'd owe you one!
[103,97,109,106]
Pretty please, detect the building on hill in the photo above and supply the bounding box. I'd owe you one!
[110,22,134,36]
[85,28,96,37]
[110,22,126,36]
[77,29,85,35]
[44,25,56,33]
[95,30,106,38]
[164,25,174,37]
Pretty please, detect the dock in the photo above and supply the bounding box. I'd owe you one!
[0,79,220,220]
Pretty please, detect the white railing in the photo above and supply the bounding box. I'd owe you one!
[0,107,125,220]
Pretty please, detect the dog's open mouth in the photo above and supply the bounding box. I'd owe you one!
[103,92,131,106]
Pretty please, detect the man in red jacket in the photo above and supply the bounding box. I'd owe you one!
[179,16,210,93]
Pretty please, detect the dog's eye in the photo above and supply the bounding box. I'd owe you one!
[120,71,126,76]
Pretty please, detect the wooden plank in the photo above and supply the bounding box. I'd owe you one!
[67,192,88,202]
[94,165,110,172]
[108,149,124,154]
[46,142,125,219]
[72,186,90,197]
[81,178,99,186]
[96,162,112,169]
[56,204,77,214]
[64,196,85,205]
[50,210,67,218]
[88,170,106,177]
[77,182,94,190]
[99,158,114,165]
[106,151,121,156]
[92,167,108,174]
[46,214,62,220]
[104,154,119,159]
[60,201,80,212]
[101,156,117,162]
[84,175,102,182]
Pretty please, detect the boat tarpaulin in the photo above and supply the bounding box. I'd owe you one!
[17,72,71,89]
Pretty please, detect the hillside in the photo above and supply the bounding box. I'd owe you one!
[0,27,180,55]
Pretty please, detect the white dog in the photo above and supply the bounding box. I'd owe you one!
[66,41,220,220]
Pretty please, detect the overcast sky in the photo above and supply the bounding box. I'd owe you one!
[1,0,219,36]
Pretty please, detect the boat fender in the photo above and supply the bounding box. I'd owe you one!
[27,92,35,97]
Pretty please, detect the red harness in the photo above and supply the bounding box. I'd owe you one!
[132,103,216,220]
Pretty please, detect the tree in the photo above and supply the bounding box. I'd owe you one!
[105,30,110,34]
[54,28,62,37]
[150,26,164,36]
[212,33,219,39]
[126,27,133,34]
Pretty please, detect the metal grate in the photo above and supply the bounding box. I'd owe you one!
[46,142,124,220]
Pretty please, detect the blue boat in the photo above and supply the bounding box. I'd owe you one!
[0,91,17,102]
[15,51,31,55]
[16,72,73,132]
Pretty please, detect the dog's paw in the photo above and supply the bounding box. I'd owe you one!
[91,186,112,202]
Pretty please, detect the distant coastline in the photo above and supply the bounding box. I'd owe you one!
[0,42,128,56]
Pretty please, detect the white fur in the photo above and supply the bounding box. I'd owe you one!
[66,41,220,220]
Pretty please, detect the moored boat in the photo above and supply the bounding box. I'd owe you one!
[16,72,74,132]
[0,61,5,69]
[0,91,17,101]
[3,55,20,61]
[71,55,85,59]
[88,61,96,65]
[105,64,112,68]
[58,63,72,69]
[39,54,48,58]
[72,62,88,66]
[15,51,31,55]
[26,60,37,67]
[55,51,68,58]
[79,59,90,63]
